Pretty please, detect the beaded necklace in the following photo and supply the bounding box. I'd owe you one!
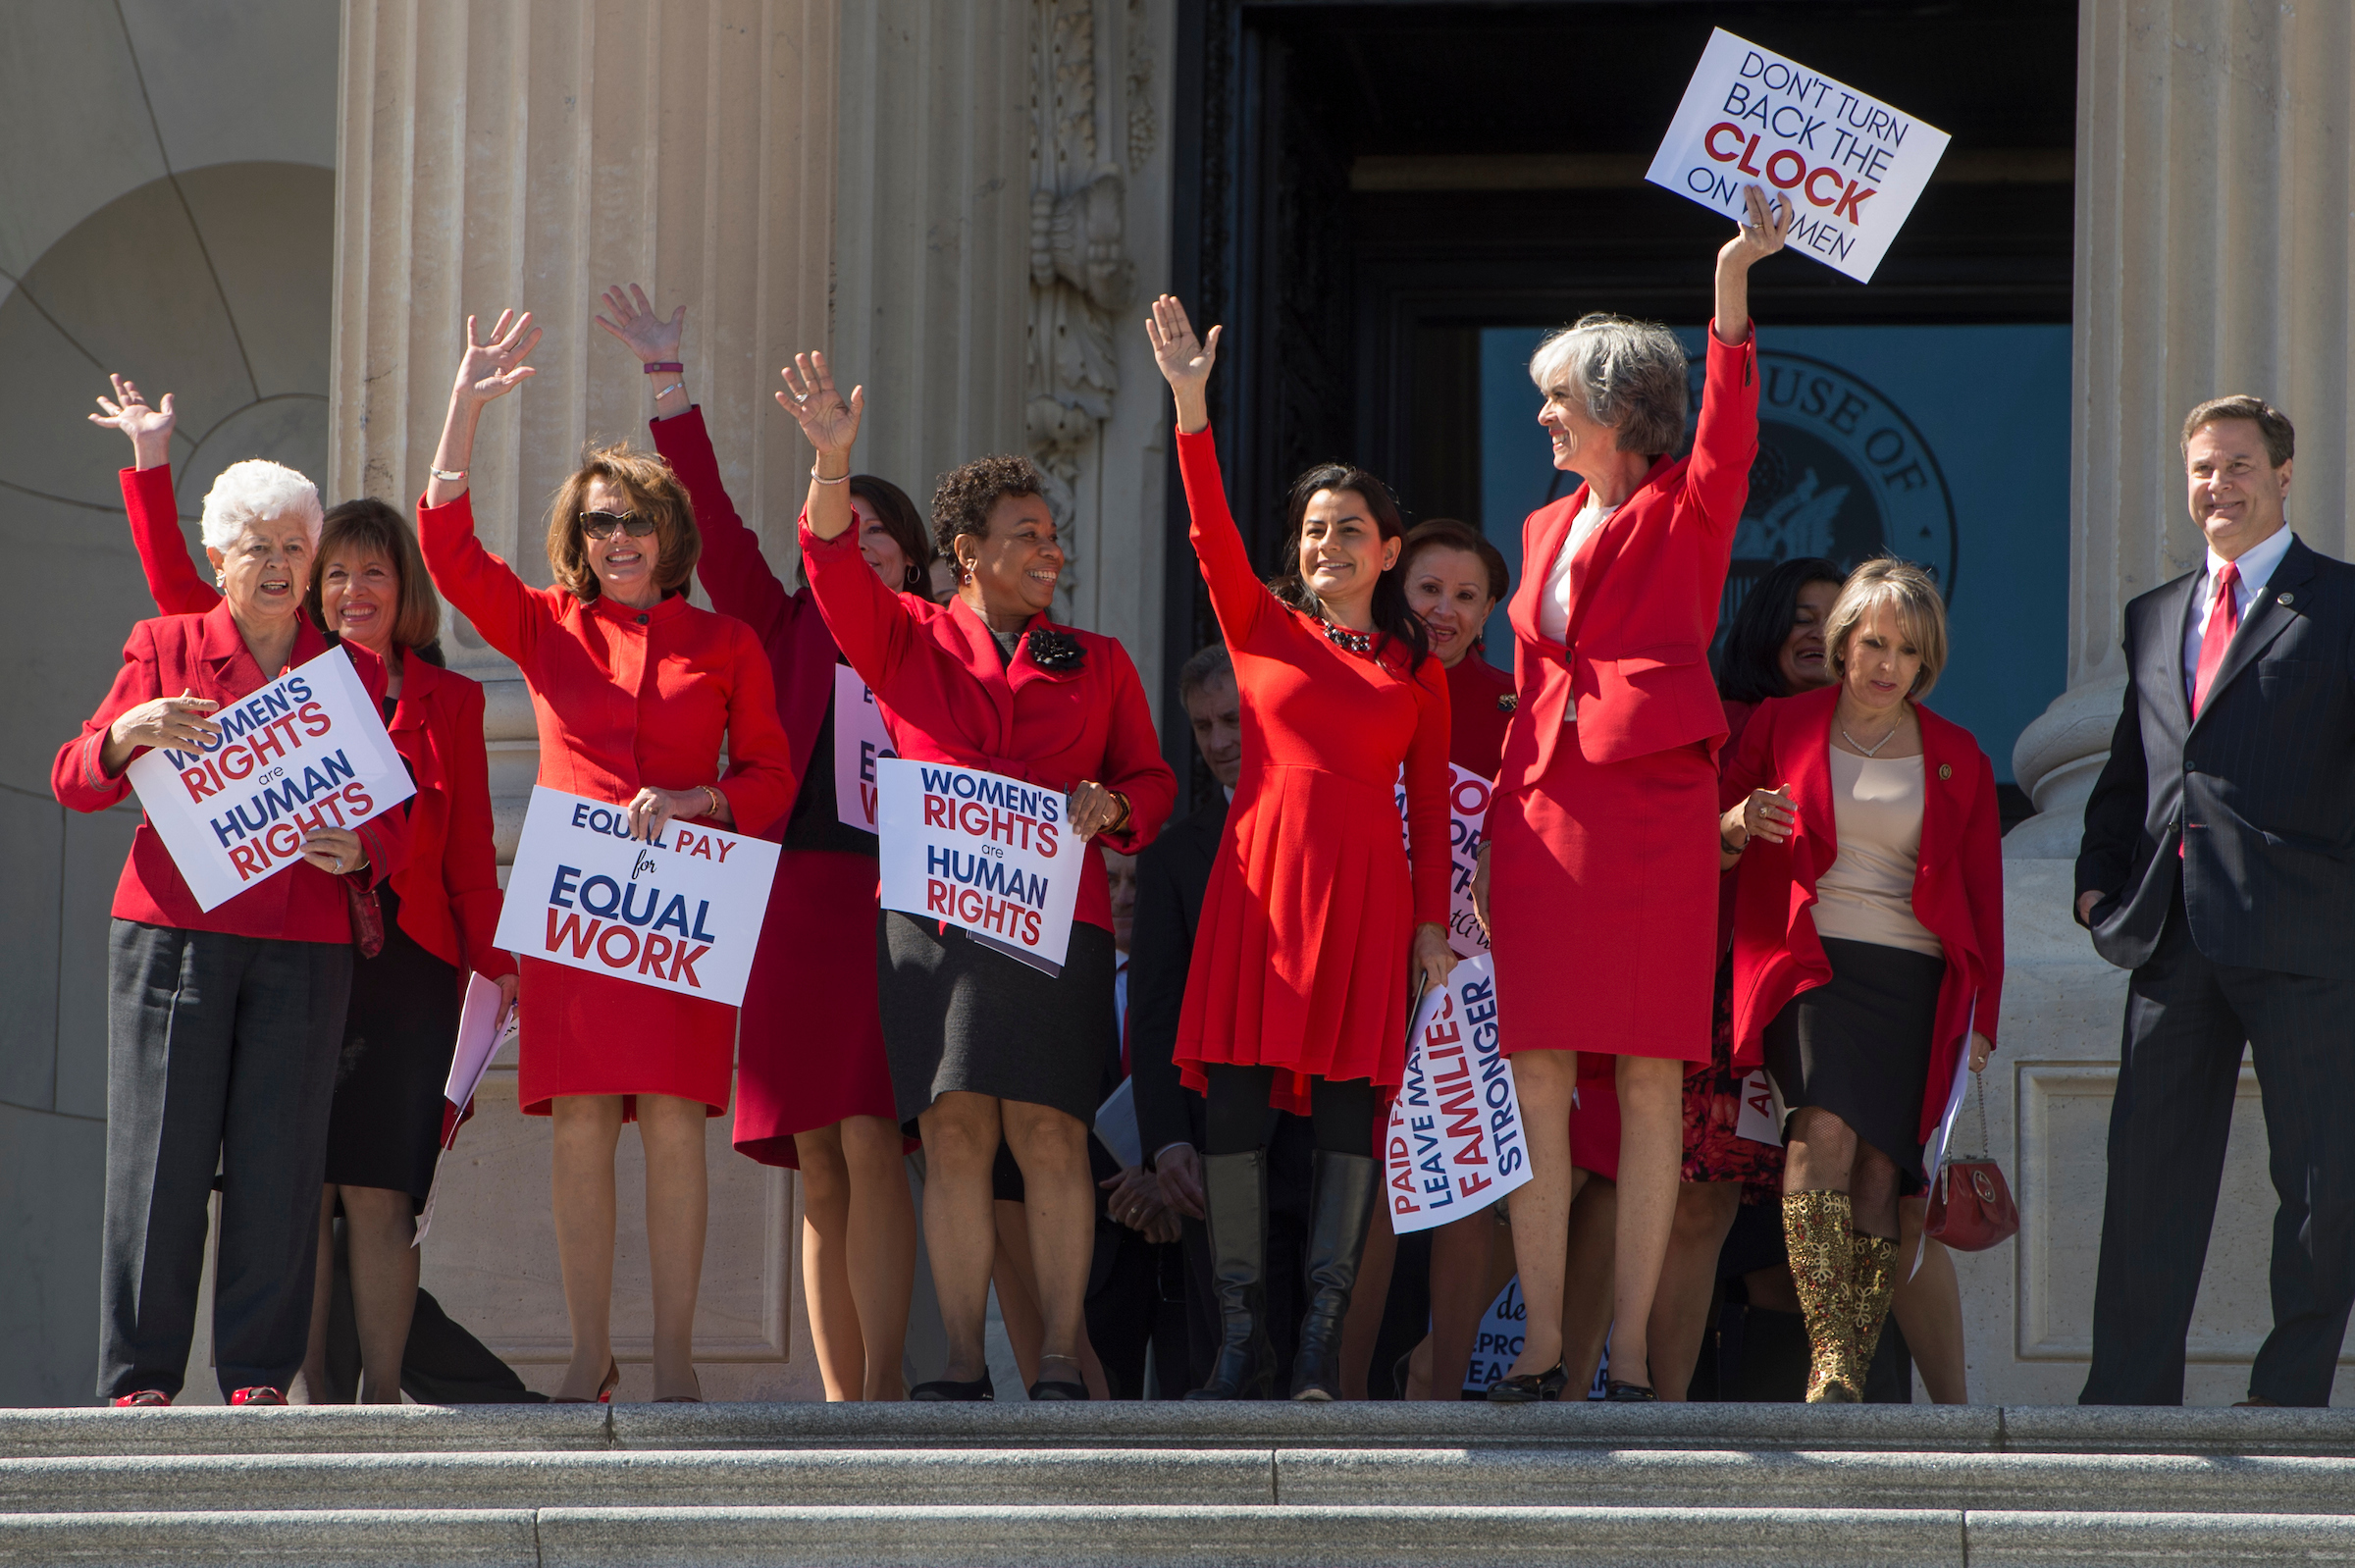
[1318,617,1373,654]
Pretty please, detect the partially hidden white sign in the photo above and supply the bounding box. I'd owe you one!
[126,646,415,913]
[494,786,781,1007]
[873,757,1080,974]
[1384,954,1531,1234]
[1395,762,1493,960]
[831,663,893,832]
[1645,28,1949,283]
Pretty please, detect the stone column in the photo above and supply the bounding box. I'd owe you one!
[331,0,838,1400]
[2008,0,2355,855]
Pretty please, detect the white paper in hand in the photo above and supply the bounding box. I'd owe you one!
[1911,999,1979,1280]
[414,973,517,1248]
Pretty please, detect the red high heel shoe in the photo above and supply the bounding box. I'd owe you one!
[551,1359,620,1403]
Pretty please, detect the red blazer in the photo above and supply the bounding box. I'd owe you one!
[418,490,799,840]
[800,517,1176,930]
[118,464,513,981]
[1494,326,1758,788]
[52,600,405,942]
[1445,653,1517,780]
[1722,685,2006,1142]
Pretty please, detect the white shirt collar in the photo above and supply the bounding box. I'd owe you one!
[2207,525,2294,592]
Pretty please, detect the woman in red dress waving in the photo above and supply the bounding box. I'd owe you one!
[1149,295,1457,1401]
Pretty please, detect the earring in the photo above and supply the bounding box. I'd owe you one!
[214,572,227,591]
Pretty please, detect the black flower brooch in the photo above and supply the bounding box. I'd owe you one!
[1024,624,1086,672]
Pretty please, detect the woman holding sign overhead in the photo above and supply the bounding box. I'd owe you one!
[1471,185,1789,1403]
[417,310,799,1404]
[54,456,408,1408]
[1149,295,1457,1403]
[595,284,927,1402]
[781,355,1173,1401]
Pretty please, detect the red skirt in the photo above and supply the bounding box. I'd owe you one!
[732,849,905,1169]
[1488,735,1716,1064]
[1570,1053,1621,1180]
[515,958,734,1119]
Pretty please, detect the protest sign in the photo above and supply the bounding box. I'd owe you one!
[414,972,518,1248]
[126,646,415,913]
[494,786,782,1008]
[1646,28,1949,283]
[874,758,1081,974]
[1459,1278,1528,1396]
[1394,763,1494,959]
[1735,1066,1783,1147]
[831,664,893,832]
[1384,954,1531,1234]
[1911,999,1980,1279]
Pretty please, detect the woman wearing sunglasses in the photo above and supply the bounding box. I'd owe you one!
[417,310,800,1403]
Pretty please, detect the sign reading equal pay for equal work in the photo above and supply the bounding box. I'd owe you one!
[874,758,1080,975]
[496,786,782,1007]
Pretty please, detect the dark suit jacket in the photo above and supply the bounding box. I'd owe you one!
[2077,534,2355,978]
[1130,795,1229,1162]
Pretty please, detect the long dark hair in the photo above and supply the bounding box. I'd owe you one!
[1269,462,1429,672]
[1714,556,1847,705]
[305,497,447,665]
[848,474,933,594]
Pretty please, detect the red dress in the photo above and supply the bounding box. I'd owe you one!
[651,408,904,1169]
[1173,429,1451,1114]
[1487,325,1759,1066]
[418,490,799,1118]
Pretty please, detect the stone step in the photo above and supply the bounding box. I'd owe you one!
[9,1503,2355,1567]
[8,1444,2355,1519]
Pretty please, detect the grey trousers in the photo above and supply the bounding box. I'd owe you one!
[101,920,352,1401]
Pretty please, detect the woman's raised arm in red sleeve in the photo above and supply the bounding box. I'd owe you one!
[1687,183,1791,536]
[119,466,219,617]
[652,405,793,647]
[440,680,516,982]
[1960,748,2006,1051]
[1402,659,1454,927]
[416,489,549,670]
[1091,641,1178,856]
[711,619,802,838]
[1149,295,1267,649]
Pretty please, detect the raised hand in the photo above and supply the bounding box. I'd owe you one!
[593,284,684,365]
[1721,181,1794,270]
[89,374,176,471]
[450,309,542,406]
[776,351,864,457]
[1145,294,1220,435]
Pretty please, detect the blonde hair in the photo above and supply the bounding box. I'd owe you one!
[1823,557,1948,699]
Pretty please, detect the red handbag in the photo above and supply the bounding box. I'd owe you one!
[1925,1068,2018,1251]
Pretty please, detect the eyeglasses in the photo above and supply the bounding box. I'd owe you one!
[579,510,656,540]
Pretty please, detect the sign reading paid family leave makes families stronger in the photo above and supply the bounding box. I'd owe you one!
[1396,763,1493,960]
[127,646,415,913]
[495,786,782,1008]
[874,758,1081,975]
[1385,955,1532,1234]
[1646,28,1950,284]
[831,665,894,833]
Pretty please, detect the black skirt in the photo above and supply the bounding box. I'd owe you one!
[878,912,1117,1131]
[324,884,465,1202]
[1763,937,1943,1184]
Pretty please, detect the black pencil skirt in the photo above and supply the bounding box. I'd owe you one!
[1763,937,1943,1184]
[324,885,466,1203]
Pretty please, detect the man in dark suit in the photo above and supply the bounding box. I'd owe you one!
[1129,644,1316,1390]
[2076,394,2355,1407]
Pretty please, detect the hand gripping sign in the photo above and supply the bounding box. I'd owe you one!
[831,664,894,832]
[1646,28,1950,284]
[1395,762,1494,960]
[874,757,1081,976]
[127,646,415,912]
[495,786,782,1007]
[1384,954,1531,1234]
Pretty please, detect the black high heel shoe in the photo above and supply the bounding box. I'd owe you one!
[1603,1380,1657,1402]
[910,1371,996,1401]
[1485,1361,1569,1404]
[1028,1354,1089,1401]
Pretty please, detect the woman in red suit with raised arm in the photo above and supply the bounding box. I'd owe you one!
[93,376,518,1406]
[780,352,1175,1401]
[416,310,799,1404]
[1149,295,1457,1402]
[1470,185,1790,1403]
[593,284,925,1402]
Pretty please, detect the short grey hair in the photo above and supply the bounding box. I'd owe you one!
[1528,313,1689,458]
[200,459,324,551]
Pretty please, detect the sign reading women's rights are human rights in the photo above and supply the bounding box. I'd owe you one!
[1646,28,1949,283]
[874,758,1080,975]
[127,647,414,912]
[496,786,782,1007]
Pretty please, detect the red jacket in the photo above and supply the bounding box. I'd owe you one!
[1722,685,2006,1142]
[52,600,405,941]
[117,465,513,981]
[1494,325,1758,789]
[799,517,1176,930]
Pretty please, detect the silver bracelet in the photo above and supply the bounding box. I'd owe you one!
[429,466,467,483]
[810,465,850,486]
[652,381,685,400]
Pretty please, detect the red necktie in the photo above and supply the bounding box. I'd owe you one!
[2191,562,2240,717]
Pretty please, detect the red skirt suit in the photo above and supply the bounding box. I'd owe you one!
[418,490,799,1118]
[651,408,904,1169]
[1487,324,1758,1066]
[1173,429,1451,1115]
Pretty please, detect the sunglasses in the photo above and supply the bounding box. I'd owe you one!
[580,510,657,541]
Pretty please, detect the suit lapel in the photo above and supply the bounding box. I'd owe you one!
[198,600,256,690]
[945,596,1016,751]
[1509,491,1584,651]
[1553,453,1675,656]
[1787,688,1839,885]
[1005,615,1083,699]
[2191,538,2314,729]
[2156,571,2200,736]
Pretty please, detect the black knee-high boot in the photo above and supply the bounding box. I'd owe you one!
[1287,1150,1379,1401]
[1185,1151,1277,1400]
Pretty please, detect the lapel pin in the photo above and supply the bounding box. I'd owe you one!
[2278,592,2294,605]
[1938,762,1953,780]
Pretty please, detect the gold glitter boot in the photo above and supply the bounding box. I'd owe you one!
[1850,1230,1900,1373]
[1783,1189,1861,1403]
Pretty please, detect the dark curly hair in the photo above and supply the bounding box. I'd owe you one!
[1713,555,1847,706]
[930,454,1048,566]
[1269,462,1429,672]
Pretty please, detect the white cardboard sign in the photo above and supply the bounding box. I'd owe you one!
[1383,954,1531,1234]
[1735,1066,1783,1146]
[1459,1278,1528,1397]
[831,664,893,832]
[127,646,415,912]
[1645,28,1950,283]
[494,785,781,1007]
[874,758,1081,974]
[1394,763,1494,960]
[414,971,518,1248]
